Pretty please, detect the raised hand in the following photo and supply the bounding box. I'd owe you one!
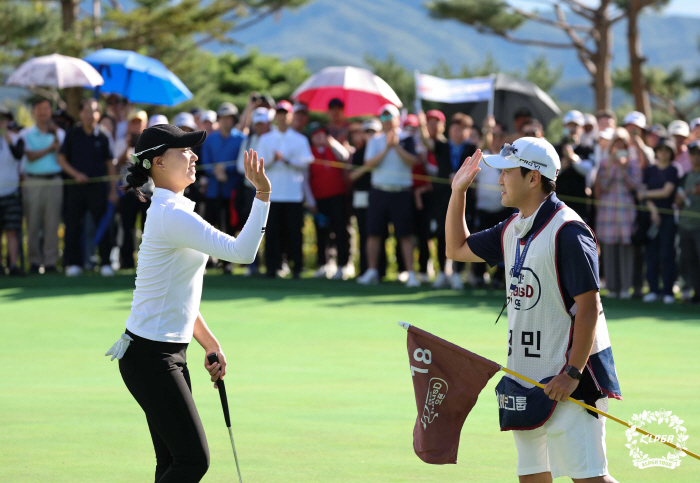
[451,149,482,193]
[244,149,271,193]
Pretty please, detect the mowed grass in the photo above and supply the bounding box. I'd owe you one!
[0,274,698,482]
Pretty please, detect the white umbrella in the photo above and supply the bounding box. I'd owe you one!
[292,66,402,117]
[6,54,104,88]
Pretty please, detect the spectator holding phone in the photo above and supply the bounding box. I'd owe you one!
[595,128,641,299]
[622,111,654,169]
[676,140,700,304]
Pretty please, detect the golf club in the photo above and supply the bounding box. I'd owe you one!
[207,352,243,483]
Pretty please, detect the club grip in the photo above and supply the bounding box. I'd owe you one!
[207,352,231,428]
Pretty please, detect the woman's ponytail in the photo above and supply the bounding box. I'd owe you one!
[123,161,151,202]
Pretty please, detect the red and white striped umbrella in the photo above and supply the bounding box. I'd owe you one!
[292,66,402,118]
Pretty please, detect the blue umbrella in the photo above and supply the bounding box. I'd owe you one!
[83,48,192,106]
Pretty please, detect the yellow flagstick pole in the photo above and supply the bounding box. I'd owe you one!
[499,366,700,461]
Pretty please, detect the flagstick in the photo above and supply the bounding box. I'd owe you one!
[499,366,700,461]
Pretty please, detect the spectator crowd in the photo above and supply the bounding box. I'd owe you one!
[1,91,699,304]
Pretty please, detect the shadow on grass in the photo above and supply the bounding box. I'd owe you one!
[1,273,698,323]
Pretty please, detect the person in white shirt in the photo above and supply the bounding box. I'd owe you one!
[105,123,270,483]
[255,100,314,278]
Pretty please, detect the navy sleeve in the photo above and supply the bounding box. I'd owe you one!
[466,217,510,267]
[667,165,680,187]
[400,135,416,155]
[556,223,599,306]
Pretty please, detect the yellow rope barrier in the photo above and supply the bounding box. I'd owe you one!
[7,156,700,219]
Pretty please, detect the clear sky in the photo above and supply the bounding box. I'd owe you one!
[513,0,699,17]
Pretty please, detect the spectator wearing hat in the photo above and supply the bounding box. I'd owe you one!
[419,111,477,289]
[234,107,272,276]
[307,121,351,279]
[115,110,150,269]
[594,128,642,299]
[349,118,386,276]
[200,110,217,134]
[147,114,169,129]
[256,100,314,278]
[20,98,65,274]
[580,113,598,148]
[174,112,206,209]
[689,118,700,141]
[58,98,118,277]
[291,103,310,134]
[357,104,420,287]
[645,123,667,154]
[403,114,434,282]
[668,120,691,176]
[622,111,654,168]
[555,110,594,222]
[676,140,700,303]
[199,102,246,273]
[638,137,680,303]
[0,107,24,275]
[326,98,350,146]
[105,94,129,146]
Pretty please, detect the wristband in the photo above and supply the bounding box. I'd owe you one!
[256,190,271,194]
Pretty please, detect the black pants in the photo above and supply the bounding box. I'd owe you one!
[414,190,434,274]
[120,190,150,269]
[204,197,233,236]
[120,330,209,482]
[63,184,112,267]
[315,195,350,267]
[265,202,304,276]
[354,207,388,277]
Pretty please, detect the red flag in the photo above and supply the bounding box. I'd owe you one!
[401,322,501,464]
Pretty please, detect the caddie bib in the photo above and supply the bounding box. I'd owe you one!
[496,204,621,431]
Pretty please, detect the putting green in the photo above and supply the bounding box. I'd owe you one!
[1,275,698,482]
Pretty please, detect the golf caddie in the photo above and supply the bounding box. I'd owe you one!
[445,138,622,482]
[104,124,271,482]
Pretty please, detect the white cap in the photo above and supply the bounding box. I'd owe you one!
[147,114,169,128]
[252,107,270,124]
[173,112,197,130]
[378,103,400,118]
[690,118,700,131]
[583,113,597,127]
[483,137,561,181]
[362,118,382,132]
[623,111,647,129]
[598,128,614,140]
[668,120,690,137]
[200,110,217,123]
[562,110,585,126]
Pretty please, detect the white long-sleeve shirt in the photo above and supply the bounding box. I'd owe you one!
[125,188,270,343]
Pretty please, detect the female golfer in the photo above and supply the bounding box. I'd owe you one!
[105,123,270,482]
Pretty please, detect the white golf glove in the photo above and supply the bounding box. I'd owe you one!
[105,333,133,361]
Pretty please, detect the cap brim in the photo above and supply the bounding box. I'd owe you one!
[171,130,207,149]
[483,154,520,170]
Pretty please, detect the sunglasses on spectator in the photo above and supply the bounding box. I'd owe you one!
[379,114,394,122]
[522,131,538,137]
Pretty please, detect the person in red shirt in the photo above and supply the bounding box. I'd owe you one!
[308,122,351,279]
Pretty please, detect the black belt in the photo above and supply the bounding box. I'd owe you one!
[26,173,62,179]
